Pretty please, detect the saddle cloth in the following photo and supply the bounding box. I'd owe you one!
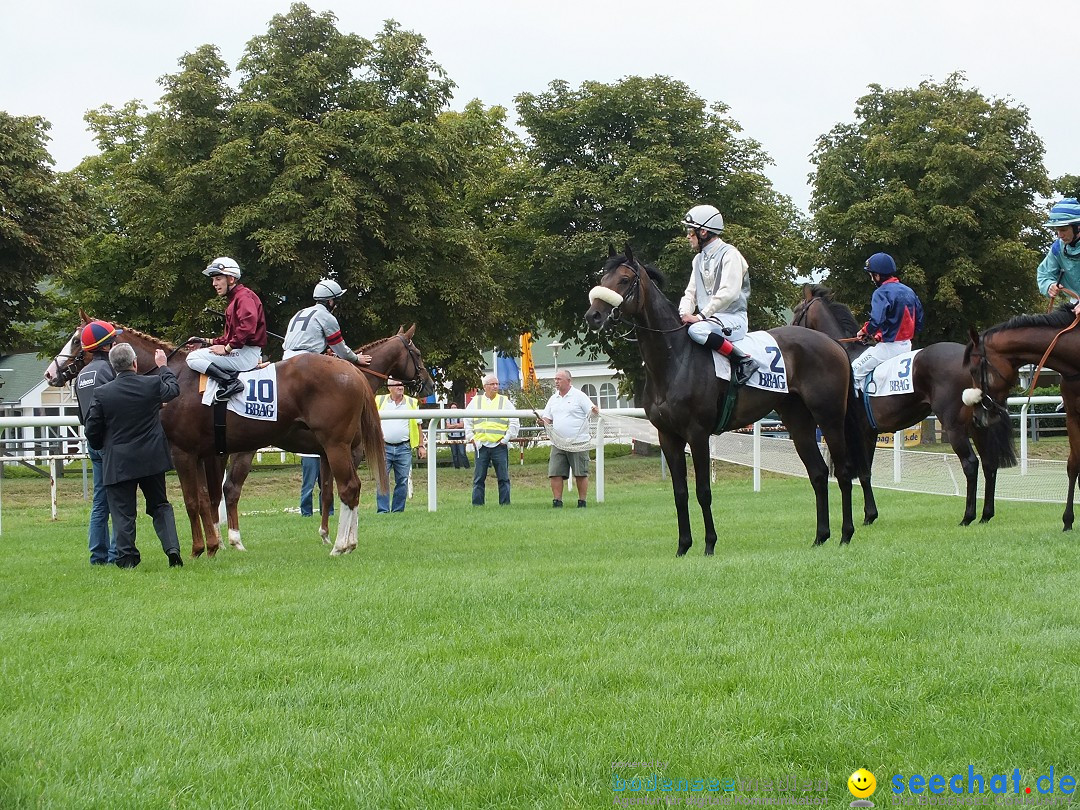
[200,363,279,420]
[711,331,789,393]
[865,349,920,397]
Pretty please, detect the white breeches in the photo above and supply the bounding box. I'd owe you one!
[851,340,911,390]
[687,314,748,345]
[186,345,261,373]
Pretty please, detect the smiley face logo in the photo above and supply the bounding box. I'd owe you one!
[848,768,877,799]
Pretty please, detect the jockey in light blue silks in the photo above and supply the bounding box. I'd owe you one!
[851,252,924,393]
[677,204,762,385]
[1036,198,1080,315]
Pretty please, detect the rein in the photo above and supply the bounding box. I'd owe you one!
[607,262,689,337]
[1025,305,1080,395]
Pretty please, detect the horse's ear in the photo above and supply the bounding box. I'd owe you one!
[79,308,90,324]
[802,284,813,302]
[968,327,980,346]
[624,243,635,264]
[608,243,616,257]
[404,324,416,338]
[396,326,405,335]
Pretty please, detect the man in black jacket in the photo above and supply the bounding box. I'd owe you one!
[85,343,183,569]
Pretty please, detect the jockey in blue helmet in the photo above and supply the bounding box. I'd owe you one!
[1037,198,1080,315]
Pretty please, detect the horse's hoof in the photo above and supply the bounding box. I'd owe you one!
[231,542,247,552]
[704,547,715,556]
[191,547,205,558]
[206,547,219,559]
[329,547,345,557]
[676,549,688,558]
[960,518,974,527]
[812,538,827,547]
[840,537,852,545]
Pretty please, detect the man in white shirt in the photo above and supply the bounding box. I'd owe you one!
[540,370,598,508]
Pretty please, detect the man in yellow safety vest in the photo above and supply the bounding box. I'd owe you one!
[463,373,519,505]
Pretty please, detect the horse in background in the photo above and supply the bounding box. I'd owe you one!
[584,246,868,554]
[792,284,1016,525]
[964,306,1079,530]
[46,317,389,557]
[219,326,435,549]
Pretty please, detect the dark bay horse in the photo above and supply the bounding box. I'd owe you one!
[584,247,867,554]
[792,284,1016,525]
[964,306,1080,530]
[219,326,434,549]
[46,320,389,557]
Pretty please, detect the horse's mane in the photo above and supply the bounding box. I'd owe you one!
[603,254,667,290]
[983,305,1076,339]
[115,323,178,351]
[359,335,396,351]
[805,285,861,335]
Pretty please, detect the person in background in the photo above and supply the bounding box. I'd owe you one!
[84,343,183,569]
[374,378,426,512]
[463,374,519,506]
[540,369,598,508]
[851,252,923,393]
[74,319,121,565]
[185,257,267,402]
[442,403,470,469]
[1037,198,1080,314]
[298,454,333,518]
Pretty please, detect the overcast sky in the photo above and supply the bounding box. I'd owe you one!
[2,0,1070,214]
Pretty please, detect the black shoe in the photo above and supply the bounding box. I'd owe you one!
[167,551,184,568]
[732,355,761,386]
[577,500,587,508]
[214,377,244,402]
[553,499,563,508]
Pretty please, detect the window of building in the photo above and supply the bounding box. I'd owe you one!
[599,383,618,410]
[581,383,598,406]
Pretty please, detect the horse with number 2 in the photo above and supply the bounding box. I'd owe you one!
[584,246,868,555]
[46,313,388,558]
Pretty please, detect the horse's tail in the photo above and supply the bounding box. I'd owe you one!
[975,415,1018,471]
[841,371,871,480]
[359,394,390,496]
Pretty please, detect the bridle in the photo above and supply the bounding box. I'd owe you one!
[791,297,817,328]
[50,333,85,385]
[972,339,1013,420]
[601,261,687,337]
[359,335,431,397]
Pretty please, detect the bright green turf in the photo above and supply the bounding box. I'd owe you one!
[1,455,1078,809]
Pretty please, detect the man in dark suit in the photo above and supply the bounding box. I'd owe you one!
[85,343,184,569]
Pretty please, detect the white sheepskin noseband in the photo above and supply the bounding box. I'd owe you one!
[961,388,984,407]
[588,286,624,308]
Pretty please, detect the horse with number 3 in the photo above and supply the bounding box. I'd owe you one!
[792,284,1016,526]
[45,313,388,558]
[584,246,868,554]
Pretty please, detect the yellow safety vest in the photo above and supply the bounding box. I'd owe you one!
[376,394,420,447]
[471,394,511,444]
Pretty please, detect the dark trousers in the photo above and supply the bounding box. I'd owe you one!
[450,441,470,468]
[105,473,180,568]
[473,443,510,505]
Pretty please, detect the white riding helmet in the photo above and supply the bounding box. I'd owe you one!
[203,257,242,279]
[682,204,725,235]
[313,278,346,300]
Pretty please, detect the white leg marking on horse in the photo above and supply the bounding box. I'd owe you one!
[330,503,357,556]
[228,528,246,552]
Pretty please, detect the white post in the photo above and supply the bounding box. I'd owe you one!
[893,430,904,483]
[1020,402,1029,475]
[753,420,762,492]
[595,414,605,503]
[51,467,58,521]
[427,420,438,512]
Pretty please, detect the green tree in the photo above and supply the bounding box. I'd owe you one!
[508,76,807,387]
[0,112,86,350]
[809,74,1050,342]
[1051,174,1080,201]
[55,4,519,387]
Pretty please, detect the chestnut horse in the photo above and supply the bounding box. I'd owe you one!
[219,326,434,549]
[46,320,388,557]
[964,306,1080,530]
[584,247,867,554]
[792,284,1016,525]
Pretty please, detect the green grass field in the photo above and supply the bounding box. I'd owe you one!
[2,452,1079,809]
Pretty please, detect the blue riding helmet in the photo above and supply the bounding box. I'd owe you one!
[1044,198,1080,228]
[864,253,898,278]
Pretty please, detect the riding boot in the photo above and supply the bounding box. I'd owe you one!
[727,343,762,386]
[704,333,761,385]
[205,362,244,402]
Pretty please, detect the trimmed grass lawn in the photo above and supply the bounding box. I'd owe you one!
[2,453,1079,809]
